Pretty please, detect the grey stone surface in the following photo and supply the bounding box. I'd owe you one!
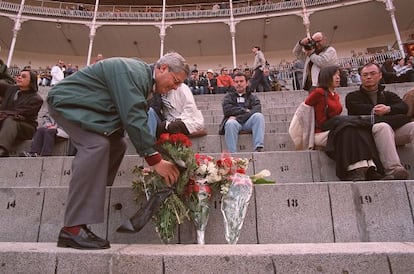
[107,186,170,244]
[1,242,414,273]
[38,187,108,243]
[255,183,333,243]
[180,190,257,244]
[331,181,414,242]
[113,155,144,187]
[190,135,221,153]
[406,181,414,220]
[310,150,339,182]
[0,187,44,242]
[0,157,42,187]
[253,151,314,183]
[40,157,65,186]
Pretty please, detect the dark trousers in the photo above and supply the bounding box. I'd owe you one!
[49,106,127,226]
[30,127,58,156]
[250,69,270,92]
[0,117,36,153]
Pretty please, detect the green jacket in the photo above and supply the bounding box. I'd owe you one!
[47,57,156,157]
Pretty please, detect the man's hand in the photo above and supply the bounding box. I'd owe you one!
[373,104,391,116]
[152,159,179,186]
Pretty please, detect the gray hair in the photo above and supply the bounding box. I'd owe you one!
[156,52,190,77]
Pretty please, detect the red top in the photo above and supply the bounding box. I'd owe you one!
[304,87,342,133]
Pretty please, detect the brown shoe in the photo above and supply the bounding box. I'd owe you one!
[383,167,409,180]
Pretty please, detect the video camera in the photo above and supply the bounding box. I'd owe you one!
[302,38,316,51]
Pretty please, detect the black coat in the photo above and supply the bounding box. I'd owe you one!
[0,82,43,128]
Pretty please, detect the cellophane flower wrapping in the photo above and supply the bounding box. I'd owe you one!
[186,178,211,244]
[185,153,222,244]
[132,133,197,243]
[221,172,253,244]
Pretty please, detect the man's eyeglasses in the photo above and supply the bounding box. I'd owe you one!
[361,71,379,77]
[171,73,182,85]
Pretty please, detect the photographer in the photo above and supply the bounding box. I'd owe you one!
[293,32,338,91]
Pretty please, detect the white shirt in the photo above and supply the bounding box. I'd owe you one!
[162,84,204,134]
[50,65,64,86]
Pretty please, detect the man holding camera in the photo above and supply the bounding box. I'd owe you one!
[293,32,338,91]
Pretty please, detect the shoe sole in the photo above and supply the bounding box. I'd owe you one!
[57,239,110,250]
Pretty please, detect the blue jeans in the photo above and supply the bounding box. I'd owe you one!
[147,107,161,137]
[224,112,265,153]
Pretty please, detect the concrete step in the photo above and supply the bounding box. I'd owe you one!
[0,242,413,273]
[2,147,414,187]
[1,181,414,244]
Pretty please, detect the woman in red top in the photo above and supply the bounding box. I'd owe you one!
[305,66,383,181]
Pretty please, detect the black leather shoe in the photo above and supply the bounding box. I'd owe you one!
[0,147,9,157]
[366,166,384,181]
[57,225,110,250]
[344,168,366,181]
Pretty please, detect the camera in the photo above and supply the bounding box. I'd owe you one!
[302,38,316,51]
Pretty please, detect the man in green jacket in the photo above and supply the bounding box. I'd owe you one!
[47,52,189,250]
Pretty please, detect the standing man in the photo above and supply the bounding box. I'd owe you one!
[250,46,270,92]
[219,73,265,153]
[293,32,338,91]
[346,62,414,180]
[47,52,189,250]
[50,59,65,86]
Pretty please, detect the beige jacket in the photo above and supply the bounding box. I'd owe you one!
[289,102,315,150]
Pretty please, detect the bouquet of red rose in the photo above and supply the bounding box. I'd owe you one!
[122,133,197,243]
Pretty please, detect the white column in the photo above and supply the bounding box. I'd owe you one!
[7,0,26,67]
[300,0,311,38]
[384,0,405,58]
[229,0,237,68]
[86,0,100,65]
[160,0,167,57]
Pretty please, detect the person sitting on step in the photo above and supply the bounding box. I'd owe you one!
[21,113,69,157]
[304,65,384,181]
[147,83,206,138]
[219,72,265,153]
[0,69,43,157]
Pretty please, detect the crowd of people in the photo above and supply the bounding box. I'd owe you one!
[1,41,414,250]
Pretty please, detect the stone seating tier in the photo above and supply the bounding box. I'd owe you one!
[1,84,413,272]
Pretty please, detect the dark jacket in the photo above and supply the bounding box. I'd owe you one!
[222,90,261,123]
[345,85,408,116]
[0,82,43,128]
[219,90,261,135]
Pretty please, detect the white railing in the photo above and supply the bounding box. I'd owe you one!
[0,0,343,22]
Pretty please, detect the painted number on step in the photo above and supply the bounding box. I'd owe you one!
[7,200,16,209]
[359,195,372,204]
[63,169,71,176]
[287,199,298,207]
[15,171,24,178]
[280,165,289,172]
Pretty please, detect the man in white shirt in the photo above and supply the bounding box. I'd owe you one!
[147,83,205,137]
[50,60,65,86]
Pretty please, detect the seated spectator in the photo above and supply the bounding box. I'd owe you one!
[0,59,15,85]
[0,69,43,157]
[203,69,217,94]
[219,73,265,153]
[147,83,205,138]
[393,58,414,83]
[348,68,361,85]
[346,62,414,180]
[216,67,234,94]
[302,65,384,181]
[380,58,397,84]
[21,113,69,157]
[187,69,205,95]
